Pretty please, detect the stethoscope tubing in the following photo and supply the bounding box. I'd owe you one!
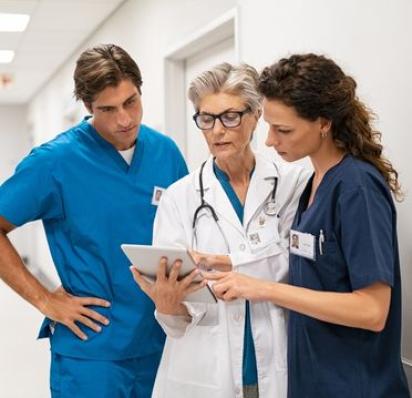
[191,159,280,249]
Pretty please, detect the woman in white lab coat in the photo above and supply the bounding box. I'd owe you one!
[131,63,308,398]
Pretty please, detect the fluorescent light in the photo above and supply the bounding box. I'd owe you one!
[0,13,30,32]
[0,50,14,63]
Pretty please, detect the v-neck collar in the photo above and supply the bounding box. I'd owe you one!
[297,154,350,223]
[79,117,145,175]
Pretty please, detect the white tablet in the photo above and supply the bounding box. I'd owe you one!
[121,244,217,304]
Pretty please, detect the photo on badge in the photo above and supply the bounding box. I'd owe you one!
[289,230,316,260]
[248,232,261,246]
[291,233,300,249]
[151,186,165,206]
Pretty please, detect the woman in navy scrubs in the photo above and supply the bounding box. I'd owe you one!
[206,54,410,397]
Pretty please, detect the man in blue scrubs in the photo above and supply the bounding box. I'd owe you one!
[0,44,188,397]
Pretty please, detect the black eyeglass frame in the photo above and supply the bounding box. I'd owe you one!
[192,107,251,130]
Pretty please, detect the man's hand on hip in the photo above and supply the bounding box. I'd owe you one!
[40,287,111,341]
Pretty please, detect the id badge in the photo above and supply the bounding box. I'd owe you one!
[151,186,165,206]
[248,215,280,250]
[289,229,316,260]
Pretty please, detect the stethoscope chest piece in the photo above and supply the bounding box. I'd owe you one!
[264,201,277,216]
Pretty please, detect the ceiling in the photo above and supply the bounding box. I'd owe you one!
[0,0,126,105]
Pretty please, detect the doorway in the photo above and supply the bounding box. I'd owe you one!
[164,8,238,171]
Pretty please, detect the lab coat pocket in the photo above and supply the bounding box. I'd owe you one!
[167,324,221,387]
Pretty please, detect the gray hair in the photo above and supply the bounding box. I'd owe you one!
[188,62,262,112]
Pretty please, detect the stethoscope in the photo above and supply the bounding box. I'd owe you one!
[263,175,278,216]
[191,160,279,249]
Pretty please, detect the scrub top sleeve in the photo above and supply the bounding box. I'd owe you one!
[0,150,64,226]
[338,187,394,290]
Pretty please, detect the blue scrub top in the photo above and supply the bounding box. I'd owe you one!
[213,161,258,387]
[0,119,188,360]
[288,155,410,397]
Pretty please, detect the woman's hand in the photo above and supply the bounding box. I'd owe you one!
[189,250,232,272]
[206,271,392,332]
[130,257,206,315]
[204,271,270,301]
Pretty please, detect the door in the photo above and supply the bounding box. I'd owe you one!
[184,37,235,171]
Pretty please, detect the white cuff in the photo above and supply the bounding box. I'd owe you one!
[154,310,192,338]
[155,301,210,338]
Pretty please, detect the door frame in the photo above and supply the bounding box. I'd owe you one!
[163,7,239,156]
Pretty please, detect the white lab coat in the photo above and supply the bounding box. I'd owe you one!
[152,154,309,398]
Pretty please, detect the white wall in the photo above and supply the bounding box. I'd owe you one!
[0,106,51,398]
[0,105,30,185]
[0,105,35,269]
[2,0,407,395]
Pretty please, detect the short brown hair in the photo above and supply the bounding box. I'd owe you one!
[74,44,143,104]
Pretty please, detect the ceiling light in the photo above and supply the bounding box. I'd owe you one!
[0,50,14,63]
[0,13,30,32]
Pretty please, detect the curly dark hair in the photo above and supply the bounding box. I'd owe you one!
[74,44,142,104]
[258,53,402,200]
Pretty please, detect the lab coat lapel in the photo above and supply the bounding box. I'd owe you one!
[195,157,244,236]
[243,155,279,229]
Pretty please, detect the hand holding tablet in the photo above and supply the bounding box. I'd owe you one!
[121,244,217,304]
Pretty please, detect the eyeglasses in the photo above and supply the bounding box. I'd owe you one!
[193,107,251,130]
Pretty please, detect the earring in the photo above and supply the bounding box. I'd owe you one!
[321,131,328,139]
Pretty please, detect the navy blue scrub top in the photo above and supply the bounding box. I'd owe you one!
[213,161,258,387]
[287,155,410,397]
[0,119,188,360]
